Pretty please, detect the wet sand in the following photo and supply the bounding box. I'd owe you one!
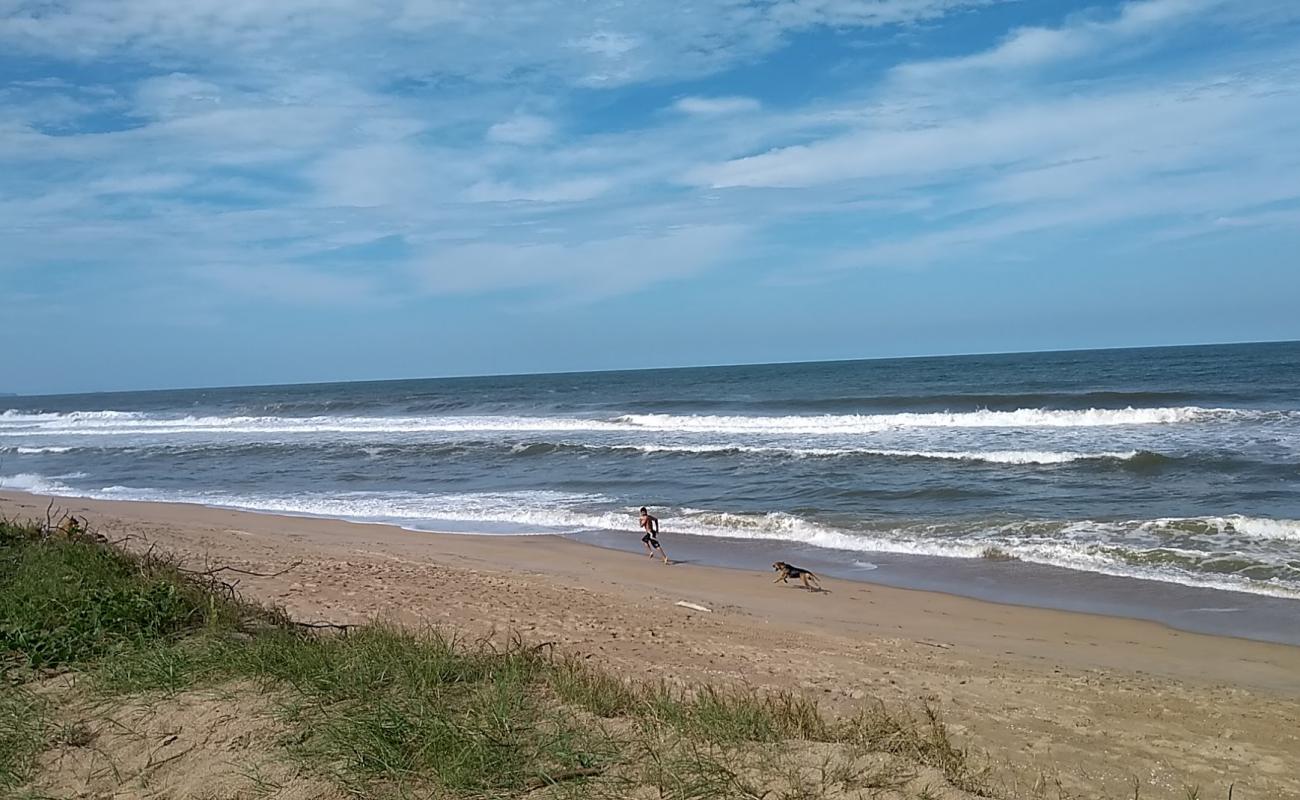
[4,490,1299,798]
[571,528,1300,646]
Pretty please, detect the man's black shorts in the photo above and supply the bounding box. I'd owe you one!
[641,533,661,548]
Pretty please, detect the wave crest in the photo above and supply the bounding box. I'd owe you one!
[2,405,1272,439]
[600,444,1144,465]
[614,407,1246,433]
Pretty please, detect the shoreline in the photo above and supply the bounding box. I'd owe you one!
[4,483,1299,645]
[3,489,1298,682]
[4,489,1300,796]
[570,527,1300,646]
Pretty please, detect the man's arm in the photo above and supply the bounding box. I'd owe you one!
[651,516,660,534]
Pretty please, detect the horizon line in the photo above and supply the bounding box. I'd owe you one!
[9,337,1299,400]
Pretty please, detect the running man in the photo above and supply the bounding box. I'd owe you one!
[638,507,671,564]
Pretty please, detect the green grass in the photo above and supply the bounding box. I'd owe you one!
[0,685,47,790]
[0,518,996,799]
[0,520,243,669]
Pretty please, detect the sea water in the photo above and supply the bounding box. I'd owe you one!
[4,342,1299,639]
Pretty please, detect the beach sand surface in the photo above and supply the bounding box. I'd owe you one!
[4,490,1298,799]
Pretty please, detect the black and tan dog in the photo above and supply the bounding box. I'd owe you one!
[772,561,822,591]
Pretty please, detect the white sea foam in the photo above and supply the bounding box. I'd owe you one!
[616,444,1140,464]
[0,405,1268,438]
[5,475,1298,598]
[90,486,615,535]
[1225,516,1300,542]
[961,538,1300,598]
[1139,516,1300,543]
[105,490,1292,597]
[0,410,142,423]
[0,473,79,493]
[898,449,1140,464]
[0,413,627,437]
[0,434,1145,465]
[614,407,1236,433]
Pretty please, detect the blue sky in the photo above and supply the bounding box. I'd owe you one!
[3,0,1300,394]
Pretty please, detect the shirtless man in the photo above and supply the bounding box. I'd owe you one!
[638,507,671,564]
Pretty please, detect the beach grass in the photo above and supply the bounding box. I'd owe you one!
[0,517,995,798]
[0,685,46,790]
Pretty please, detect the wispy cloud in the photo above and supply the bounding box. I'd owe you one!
[679,0,1300,273]
[0,0,1004,86]
[894,0,1225,79]
[413,224,748,300]
[487,114,556,145]
[672,96,762,115]
[2,0,1297,317]
[463,178,613,204]
[689,76,1299,190]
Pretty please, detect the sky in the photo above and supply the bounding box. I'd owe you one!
[3,0,1300,395]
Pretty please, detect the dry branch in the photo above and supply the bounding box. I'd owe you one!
[524,766,606,791]
[179,560,303,579]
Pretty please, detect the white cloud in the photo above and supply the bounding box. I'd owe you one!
[570,30,640,59]
[894,0,1224,80]
[826,158,1300,270]
[687,39,1300,207]
[133,73,225,119]
[689,90,1181,189]
[0,0,363,58]
[669,0,1300,283]
[767,0,1006,28]
[309,143,441,208]
[86,172,193,195]
[4,0,1297,314]
[486,114,556,145]
[415,224,746,299]
[0,0,1005,88]
[463,177,611,203]
[1209,208,1300,232]
[192,262,390,306]
[672,96,762,115]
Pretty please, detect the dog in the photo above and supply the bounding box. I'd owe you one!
[772,561,822,591]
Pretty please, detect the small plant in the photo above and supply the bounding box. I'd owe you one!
[52,720,95,748]
[914,783,942,800]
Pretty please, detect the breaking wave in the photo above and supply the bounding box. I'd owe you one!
[0,472,84,493]
[0,405,1279,439]
[5,475,1298,599]
[612,407,1260,433]
[559,443,1147,465]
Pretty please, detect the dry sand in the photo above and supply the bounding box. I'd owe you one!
[4,490,1299,799]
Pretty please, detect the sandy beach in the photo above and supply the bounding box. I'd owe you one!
[4,489,1299,798]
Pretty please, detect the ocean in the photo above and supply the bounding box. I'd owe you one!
[4,342,1299,640]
